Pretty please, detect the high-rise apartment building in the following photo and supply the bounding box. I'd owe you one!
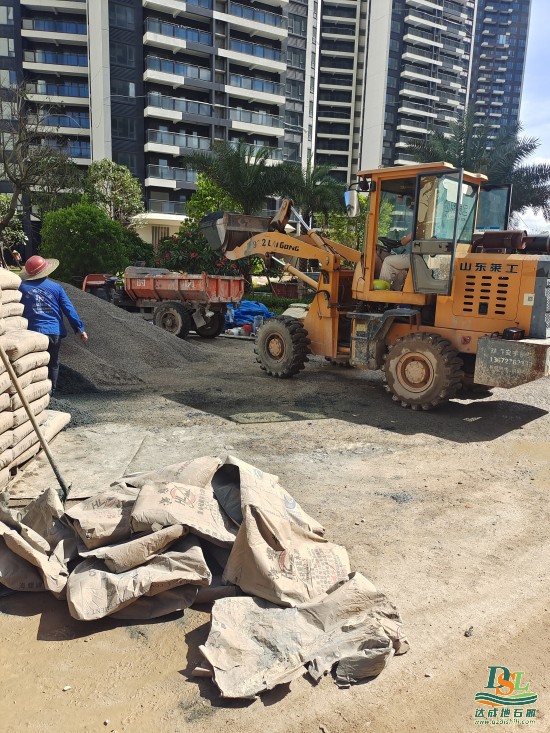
[1,0,320,241]
[469,0,531,134]
[0,0,531,243]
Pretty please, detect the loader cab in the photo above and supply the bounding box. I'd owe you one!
[351,162,489,303]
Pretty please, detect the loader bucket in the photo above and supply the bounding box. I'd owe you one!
[199,211,272,254]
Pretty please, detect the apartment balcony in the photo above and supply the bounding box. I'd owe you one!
[401,64,440,84]
[143,18,213,53]
[398,101,437,118]
[229,141,283,163]
[21,17,87,45]
[145,164,198,189]
[405,9,446,31]
[145,129,210,155]
[402,48,442,66]
[400,82,439,101]
[225,72,285,104]
[144,55,212,88]
[396,119,430,134]
[23,49,88,76]
[213,2,287,40]
[46,139,91,163]
[403,29,443,49]
[219,39,285,73]
[144,92,213,122]
[20,0,86,13]
[26,81,89,106]
[228,107,284,137]
[148,199,188,216]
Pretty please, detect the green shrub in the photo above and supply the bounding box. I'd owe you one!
[156,220,240,276]
[41,203,129,281]
[121,228,155,266]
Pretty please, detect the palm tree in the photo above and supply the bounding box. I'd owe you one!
[404,112,550,219]
[279,154,345,228]
[181,140,286,215]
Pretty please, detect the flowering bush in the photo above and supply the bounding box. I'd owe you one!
[155,220,239,276]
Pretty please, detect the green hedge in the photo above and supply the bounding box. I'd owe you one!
[249,291,312,315]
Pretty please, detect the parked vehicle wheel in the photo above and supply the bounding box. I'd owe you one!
[153,301,192,339]
[255,316,310,378]
[383,332,463,410]
[195,312,226,338]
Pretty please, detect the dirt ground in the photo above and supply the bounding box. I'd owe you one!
[1,335,549,733]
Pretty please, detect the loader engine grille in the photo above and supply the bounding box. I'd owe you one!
[458,273,514,319]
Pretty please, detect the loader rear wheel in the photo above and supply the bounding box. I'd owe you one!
[255,316,310,378]
[153,301,191,339]
[384,333,463,410]
[195,312,225,338]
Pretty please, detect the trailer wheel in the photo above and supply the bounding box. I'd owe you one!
[153,302,192,339]
[383,333,463,410]
[195,312,226,338]
[255,316,310,378]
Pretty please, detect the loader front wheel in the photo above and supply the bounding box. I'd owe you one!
[153,301,192,339]
[255,316,310,378]
[384,333,463,410]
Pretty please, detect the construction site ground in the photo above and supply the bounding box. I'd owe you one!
[1,335,549,733]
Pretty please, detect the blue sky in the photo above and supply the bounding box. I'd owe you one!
[521,0,549,159]
[516,0,548,228]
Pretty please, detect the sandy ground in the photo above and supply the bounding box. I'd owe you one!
[1,336,549,733]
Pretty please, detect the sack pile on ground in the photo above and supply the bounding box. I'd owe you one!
[0,454,409,700]
[0,269,70,486]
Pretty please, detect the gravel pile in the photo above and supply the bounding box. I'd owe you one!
[49,396,96,427]
[59,284,206,389]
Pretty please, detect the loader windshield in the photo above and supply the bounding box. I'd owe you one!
[415,173,478,244]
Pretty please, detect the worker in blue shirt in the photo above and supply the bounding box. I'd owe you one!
[19,255,88,393]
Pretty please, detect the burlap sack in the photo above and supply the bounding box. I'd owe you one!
[12,394,50,427]
[66,536,212,620]
[129,456,237,547]
[11,351,50,377]
[0,269,21,289]
[65,484,140,550]
[0,302,24,319]
[10,379,52,410]
[4,316,28,331]
[0,330,49,360]
[79,525,188,573]
[8,366,49,395]
[1,289,22,305]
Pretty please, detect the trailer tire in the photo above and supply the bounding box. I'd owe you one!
[255,316,310,378]
[195,312,226,338]
[153,301,192,339]
[383,332,463,410]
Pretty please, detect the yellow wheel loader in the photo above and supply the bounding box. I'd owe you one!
[200,162,550,410]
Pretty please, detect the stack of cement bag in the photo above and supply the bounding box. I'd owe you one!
[0,455,409,700]
[0,269,70,486]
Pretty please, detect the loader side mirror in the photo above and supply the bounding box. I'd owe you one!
[345,189,360,218]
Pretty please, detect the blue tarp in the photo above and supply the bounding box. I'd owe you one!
[226,300,275,327]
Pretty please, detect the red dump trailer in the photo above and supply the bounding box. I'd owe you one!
[82,266,245,339]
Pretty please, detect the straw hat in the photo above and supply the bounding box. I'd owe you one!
[20,255,59,281]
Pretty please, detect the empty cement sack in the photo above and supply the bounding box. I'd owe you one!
[200,572,409,699]
[129,456,237,548]
[67,535,211,620]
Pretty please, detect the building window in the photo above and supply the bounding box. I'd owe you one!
[111,117,136,140]
[109,3,135,30]
[110,42,136,67]
[152,226,170,245]
[0,37,14,57]
[288,14,307,37]
[0,69,15,86]
[288,47,305,70]
[113,151,137,173]
[286,79,304,101]
[111,78,136,99]
[0,6,14,25]
[285,110,303,128]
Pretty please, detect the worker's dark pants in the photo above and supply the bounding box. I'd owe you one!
[47,335,61,393]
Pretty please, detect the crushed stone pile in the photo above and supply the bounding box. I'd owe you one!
[60,284,206,389]
[0,454,408,701]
